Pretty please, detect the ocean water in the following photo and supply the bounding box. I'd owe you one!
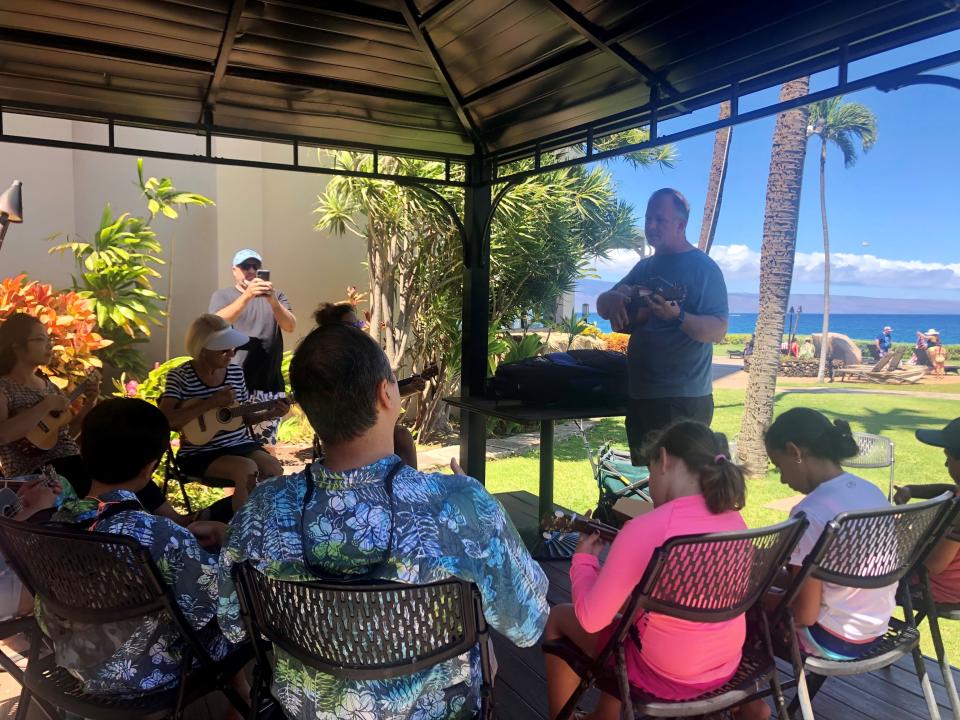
[584,313,960,343]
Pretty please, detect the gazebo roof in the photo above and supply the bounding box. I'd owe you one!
[1,0,958,166]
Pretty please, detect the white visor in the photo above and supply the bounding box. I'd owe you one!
[204,327,249,351]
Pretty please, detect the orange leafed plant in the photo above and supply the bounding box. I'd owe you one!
[600,331,629,354]
[0,274,112,389]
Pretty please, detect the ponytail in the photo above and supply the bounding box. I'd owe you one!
[765,407,858,462]
[643,421,747,514]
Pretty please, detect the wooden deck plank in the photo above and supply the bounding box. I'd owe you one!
[494,490,959,720]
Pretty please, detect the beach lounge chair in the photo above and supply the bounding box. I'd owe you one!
[834,348,903,382]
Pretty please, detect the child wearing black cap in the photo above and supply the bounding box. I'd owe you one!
[894,418,960,602]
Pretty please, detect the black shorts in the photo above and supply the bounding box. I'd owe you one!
[175,441,265,479]
[625,395,714,465]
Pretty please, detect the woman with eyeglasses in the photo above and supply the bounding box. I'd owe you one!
[159,314,287,514]
[0,313,100,490]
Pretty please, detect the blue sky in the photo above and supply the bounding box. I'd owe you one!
[591,30,960,300]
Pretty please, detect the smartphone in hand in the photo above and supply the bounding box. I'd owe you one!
[257,269,271,281]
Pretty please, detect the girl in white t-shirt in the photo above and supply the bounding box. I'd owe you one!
[764,408,896,659]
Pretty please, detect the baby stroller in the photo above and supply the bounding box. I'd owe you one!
[535,425,651,559]
[590,441,651,527]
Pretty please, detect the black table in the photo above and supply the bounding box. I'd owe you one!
[444,396,627,525]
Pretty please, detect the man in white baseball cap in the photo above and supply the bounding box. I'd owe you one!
[210,249,296,446]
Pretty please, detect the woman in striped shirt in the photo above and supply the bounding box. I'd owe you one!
[159,314,287,514]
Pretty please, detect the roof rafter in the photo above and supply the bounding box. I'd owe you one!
[200,0,247,122]
[0,27,448,109]
[461,11,664,108]
[398,0,482,148]
[544,0,681,98]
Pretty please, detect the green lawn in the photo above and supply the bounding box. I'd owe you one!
[485,387,960,659]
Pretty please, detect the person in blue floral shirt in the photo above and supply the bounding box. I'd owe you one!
[218,323,549,719]
[38,398,244,702]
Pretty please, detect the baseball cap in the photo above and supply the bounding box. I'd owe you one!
[883,326,892,332]
[916,418,960,451]
[232,249,262,267]
[204,326,249,352]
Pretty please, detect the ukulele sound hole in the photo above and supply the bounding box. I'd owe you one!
[216,408,232,423]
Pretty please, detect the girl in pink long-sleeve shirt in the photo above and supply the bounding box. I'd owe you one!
[544,421,759,720]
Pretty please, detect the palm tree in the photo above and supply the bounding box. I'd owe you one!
[738,78,811,475]
[698,101,733,254]
[807,97,878,381]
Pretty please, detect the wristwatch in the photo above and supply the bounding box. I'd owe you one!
[677,308,686,325]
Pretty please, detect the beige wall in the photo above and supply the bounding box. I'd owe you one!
[1,118,366,372]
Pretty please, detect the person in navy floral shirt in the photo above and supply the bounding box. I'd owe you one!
[218,323,549,719]
[38,399,242,699]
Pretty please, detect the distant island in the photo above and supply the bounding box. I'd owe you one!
[574,279,960,315]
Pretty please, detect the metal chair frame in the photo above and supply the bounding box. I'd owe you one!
[0,517,250,720]
[772,492,956,720]
[233,562,494,719]
[543,515,809,719]
[912,566,960,720]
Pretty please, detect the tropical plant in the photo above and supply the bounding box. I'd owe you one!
[739,78,811,475]
[698,101,733,254]
[555,309,590,351]
[0,274,112,388]
[806,97,878,382]
[112,355,190,402]
[600,332,630,354]
[500,332,545,364]
[50,159,214,376]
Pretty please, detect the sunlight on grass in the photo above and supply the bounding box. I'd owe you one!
[486,387,960,660]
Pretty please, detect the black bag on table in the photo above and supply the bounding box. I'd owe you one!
[489,350,627,406]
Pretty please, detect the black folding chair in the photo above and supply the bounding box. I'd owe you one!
[0,615,60,720]
[0,517,251,720]
[773,492,955,720]
[233,562,494,719]
[161,449,234,515]
[912,565,960,720]
[542,515,808,719]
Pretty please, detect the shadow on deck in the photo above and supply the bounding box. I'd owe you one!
[493,490,959,720]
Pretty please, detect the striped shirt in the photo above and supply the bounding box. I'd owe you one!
[161,362,250,456]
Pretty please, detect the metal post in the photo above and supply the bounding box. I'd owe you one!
[538,420,555,521]
[459,152,493,482]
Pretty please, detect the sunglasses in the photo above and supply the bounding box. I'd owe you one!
[239,263,261,271]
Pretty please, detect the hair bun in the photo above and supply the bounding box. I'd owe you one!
[833,419,853,437]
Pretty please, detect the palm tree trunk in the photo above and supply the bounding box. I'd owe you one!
[698,101,733,254]
[816,139,831,382]
[739,77,811,476]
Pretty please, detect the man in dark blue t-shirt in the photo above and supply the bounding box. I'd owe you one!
[875,326,893,357]
[597,189,728,464]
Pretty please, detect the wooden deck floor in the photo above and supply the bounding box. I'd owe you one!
[493,490,960,720]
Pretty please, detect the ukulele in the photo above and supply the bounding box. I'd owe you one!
[397,364,440,395]
[619,277,687,333]
[24,373,98,450]
[540,510,619,542]
[180,396,294,446]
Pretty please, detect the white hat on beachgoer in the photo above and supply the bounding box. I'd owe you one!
[926,329,940,337]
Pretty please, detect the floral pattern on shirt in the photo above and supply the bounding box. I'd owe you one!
[219,455,549,720]
[38,490,231,696]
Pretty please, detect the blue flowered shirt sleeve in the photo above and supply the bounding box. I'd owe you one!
[422,474,549,647]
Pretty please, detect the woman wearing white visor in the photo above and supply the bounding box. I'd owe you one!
[159,314,288,514]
